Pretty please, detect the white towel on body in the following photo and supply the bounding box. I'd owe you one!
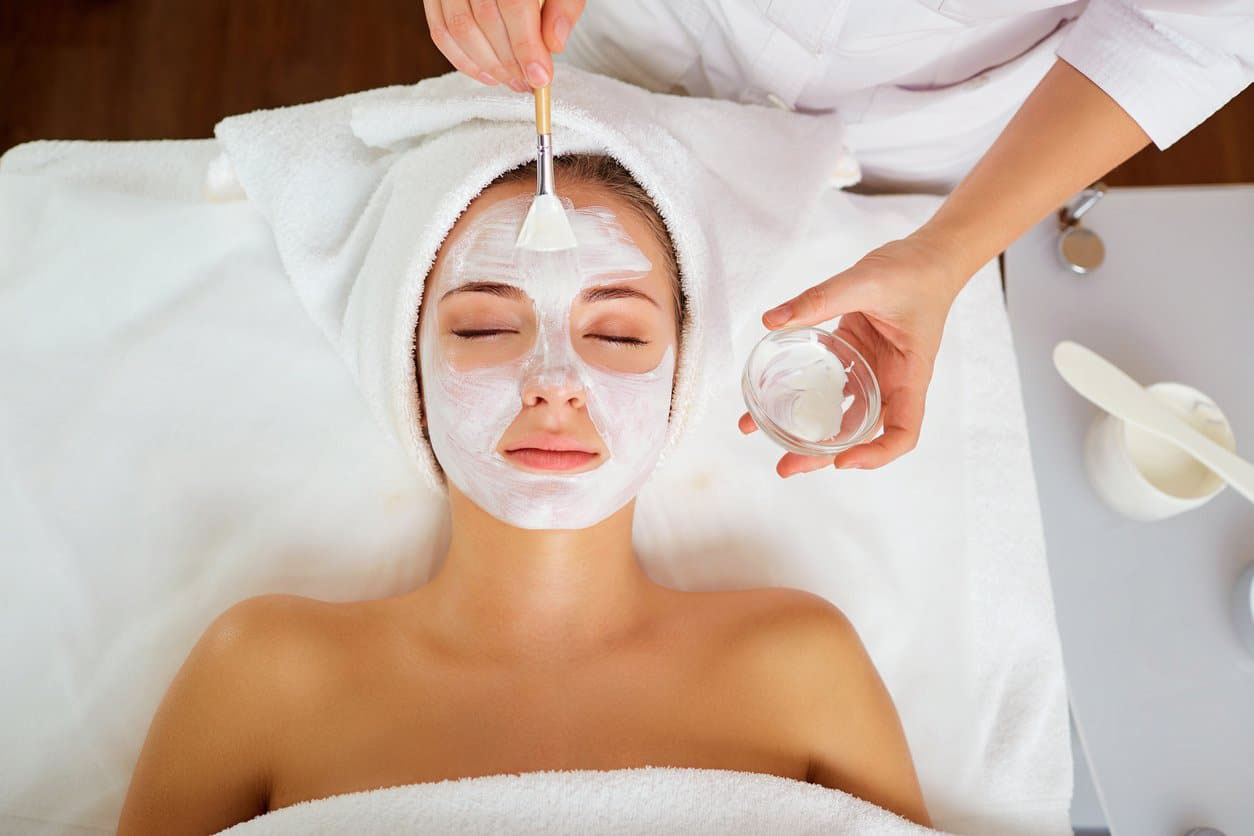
[214,767,947,836]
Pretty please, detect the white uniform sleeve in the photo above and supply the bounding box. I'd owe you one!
[1055,0,1254,148]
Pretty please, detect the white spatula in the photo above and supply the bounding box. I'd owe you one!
[1052,340,1254,504]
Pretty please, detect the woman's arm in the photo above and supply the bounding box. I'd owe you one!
[914,56,1152,282]
[754,57,1153,474]
[922,0,1254,275]
[116,598,281,835]
[793,604,931,828]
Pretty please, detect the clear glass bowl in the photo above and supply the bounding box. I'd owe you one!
[741,326,881,457]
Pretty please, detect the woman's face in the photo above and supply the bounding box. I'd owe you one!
[416,179,680,530]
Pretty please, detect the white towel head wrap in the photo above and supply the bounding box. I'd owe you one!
[212,66,857,494]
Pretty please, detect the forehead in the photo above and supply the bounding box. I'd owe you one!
[430,181,666,294]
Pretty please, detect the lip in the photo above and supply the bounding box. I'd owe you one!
[502,434,602,472]
[504,448,599,471]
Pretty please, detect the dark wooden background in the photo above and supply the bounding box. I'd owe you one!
[2,0,1251,186]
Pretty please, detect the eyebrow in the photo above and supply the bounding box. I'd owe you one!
[580,285,660,308]
[440,281,526,302]
[441,281,659,308]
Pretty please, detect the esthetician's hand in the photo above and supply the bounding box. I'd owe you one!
[738,233,967,477]
[423,0,585,92]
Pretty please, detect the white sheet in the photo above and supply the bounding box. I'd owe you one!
[0,138,1070,835]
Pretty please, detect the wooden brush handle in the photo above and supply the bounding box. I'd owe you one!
[533,0,551,134]
[535,84,551,134]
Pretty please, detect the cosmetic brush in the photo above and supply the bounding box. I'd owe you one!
[514,38,577,251]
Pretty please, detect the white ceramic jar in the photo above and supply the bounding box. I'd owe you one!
[1083,381,1237,521]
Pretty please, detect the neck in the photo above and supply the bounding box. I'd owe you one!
[420,483,660,660]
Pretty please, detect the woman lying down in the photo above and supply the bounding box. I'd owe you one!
[116,154,932,833]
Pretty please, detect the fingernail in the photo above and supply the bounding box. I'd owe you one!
[508,78,528,93]
[764,303,793,327]
[525,62,550,87]
[553,17,570,50]
[478,71,500,86]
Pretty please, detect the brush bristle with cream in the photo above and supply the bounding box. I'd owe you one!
[515,83,578,251]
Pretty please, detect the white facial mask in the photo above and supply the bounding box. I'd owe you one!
[419,194,676,530]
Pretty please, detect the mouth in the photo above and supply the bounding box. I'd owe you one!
[502,435,602,472]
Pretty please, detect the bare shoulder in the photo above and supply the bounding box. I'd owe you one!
[732,588,885,731]
[206,593,352,663]
[116,594,364,834]
[677,586,863,702]
[698,586,858,651]
[209,591,342,634]
[698,587,931,827]
[202,593,388,712]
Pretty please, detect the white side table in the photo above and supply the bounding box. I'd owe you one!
[1003,184,1254,836]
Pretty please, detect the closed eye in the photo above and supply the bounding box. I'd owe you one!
[451,329,518,339]
[589,335,650,346]
[452,330,648,347]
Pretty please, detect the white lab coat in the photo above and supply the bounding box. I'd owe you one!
[558,0,1254,191]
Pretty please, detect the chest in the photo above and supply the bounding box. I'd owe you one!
[266,641,807,811]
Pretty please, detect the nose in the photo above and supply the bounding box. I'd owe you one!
[520,368,587,411]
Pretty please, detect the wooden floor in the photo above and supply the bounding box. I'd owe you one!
[2,0,1251,186]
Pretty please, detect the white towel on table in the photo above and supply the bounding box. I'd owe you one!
[214,767,948,836]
